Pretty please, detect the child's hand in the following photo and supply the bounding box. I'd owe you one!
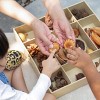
[42,49,61,78]
[66,47,93,70]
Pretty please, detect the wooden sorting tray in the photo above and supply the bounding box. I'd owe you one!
[13,1,100,98]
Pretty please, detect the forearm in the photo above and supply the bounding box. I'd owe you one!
[0,74,51,100]
[29,74,51,100]
[83,64,100,99]
[42,0,66,20]
[0,0,36,27]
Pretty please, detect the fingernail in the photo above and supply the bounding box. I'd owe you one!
[78,47,81,49]
[55,38,59,42]
[57,40,61,45]
[68,36,72,39]
[49,44,53,48]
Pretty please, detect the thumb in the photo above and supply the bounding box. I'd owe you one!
[48,49,56,59]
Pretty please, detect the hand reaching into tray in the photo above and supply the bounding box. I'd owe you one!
[42,49,61,78]
[33,0,75,55]
[32,19,58,55]
[52,17,75,46]
[0,0,75,56]
[43,0,75,46]
[66,47,93,69]
[66,47,100,100]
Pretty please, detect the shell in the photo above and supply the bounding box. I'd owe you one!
[6,50,24,70]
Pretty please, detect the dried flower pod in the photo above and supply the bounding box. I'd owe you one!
[39,67,43,73]
[86,48,93,54]
[71,9,78,15]
[45,13,53,30]
[38,63,43,73]
[51,76,55,82]
[37,52,48,63]
[49,43,60,53]
[84,28,91,37]
[79,9,89,18]
[50,83,57,91]
[82,12,89,17]
[64,39,75,49]
[27,43,39,57]
[71,8,89,20]
[50,81,57,91]
[56,81,63,88]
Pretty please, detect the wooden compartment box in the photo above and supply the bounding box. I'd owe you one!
[13,1,100,98]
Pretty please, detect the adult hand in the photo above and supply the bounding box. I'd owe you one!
[42,50,61,77]
[53,17,75,46]
[43,0,75,46]
[32,19,58,55]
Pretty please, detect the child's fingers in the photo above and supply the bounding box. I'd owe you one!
[67,48,77,57]
[67,60,77,65]
[67,54,78,61]
[71,46,76,50]
[48,49,56,59]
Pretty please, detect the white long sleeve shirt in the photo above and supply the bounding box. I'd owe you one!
[0,74,51,100]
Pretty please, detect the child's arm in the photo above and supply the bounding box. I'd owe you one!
[29,49,61,99]
[67,47,100,99]
[0,50,60,100]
